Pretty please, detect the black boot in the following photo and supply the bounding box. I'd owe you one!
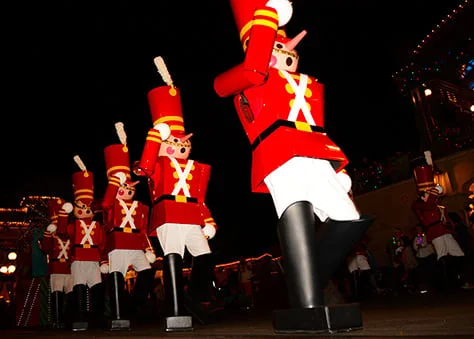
[72,284,88,331]
[437,256,450,292]
[185,253,219,325]
[277,201,324,309]
[108,271,130,330]
[132,268,155,323]
[315,215,374,290]
[272,201,373,334]
[51,291,65,329]
[162,253,192,332]
[89,282,106,329]
[65,291,75,329]
[188,253,215,303]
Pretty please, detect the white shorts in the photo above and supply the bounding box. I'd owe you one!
[264,157,360,221]
[71,261,102,288]
[348,255,371,273]
[431,233,465,260]
[50,273,74,294]
[156,223,211,258]
[109,249,151,277]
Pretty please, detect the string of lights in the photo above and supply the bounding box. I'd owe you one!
[392,0,472,81]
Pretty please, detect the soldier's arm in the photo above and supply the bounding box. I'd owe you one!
[214,6,278,97]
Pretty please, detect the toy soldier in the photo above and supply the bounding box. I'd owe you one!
[136,57,217,332]
[100,122,156,330]
[412,151,465,290]
[42,198,73,329]
[66,156,106,331]
[214,0,373,333]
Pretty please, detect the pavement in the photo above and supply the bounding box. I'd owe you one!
[3,289,474,338]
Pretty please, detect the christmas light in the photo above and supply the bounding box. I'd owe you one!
[392,0,472,79]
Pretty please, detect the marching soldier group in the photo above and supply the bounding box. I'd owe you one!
[36,0,375,335]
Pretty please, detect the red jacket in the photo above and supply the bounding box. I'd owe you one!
[41,232,71,275]
[138,150,217,236]
[412,193,451,242]
[67,218,106,262]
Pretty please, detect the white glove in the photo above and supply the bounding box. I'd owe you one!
[62,202,73,214]
[114,172,127,185]
[100,263,110,274]
[153,123,171,141]
[395,246,404,254]
[336,170,352,194]
[266,0,293,27]
[46,223,57,233]
[434,184,443,195]
[145,250,156,264]
[202,224,216,240]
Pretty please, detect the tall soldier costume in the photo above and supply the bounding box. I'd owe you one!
[100,122,156,330]
[66,156,106,331]
[411,151,464,290]
[41,198,74,329]
[136,57,218,332]
[214,0,373,333]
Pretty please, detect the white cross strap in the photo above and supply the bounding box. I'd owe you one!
[56,238,70,260]
[79,220,96,246]
[169,157,194,197]
[118,199,138,229]
[282,70,316,126]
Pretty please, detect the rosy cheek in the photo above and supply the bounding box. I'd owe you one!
[166,146,175,155]
[269,55,277,67]
[118,189,124,196]
[77,210,82,215]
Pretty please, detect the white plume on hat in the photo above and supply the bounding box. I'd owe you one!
[152,56,173,141]
[73,155,87,172]
[114,122,127,145]
[154,56,173,86]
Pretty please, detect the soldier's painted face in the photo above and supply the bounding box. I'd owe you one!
[270,40,299,72]
[73,200,93,219]
[269,30,306,72]
[159,133,192,159]
[116,182,137,201]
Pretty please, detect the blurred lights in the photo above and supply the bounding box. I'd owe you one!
[424,88,432,96]
[0,266,7,274]
[8,251,17,260]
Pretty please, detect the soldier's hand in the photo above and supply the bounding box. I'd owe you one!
[203,224,217,240]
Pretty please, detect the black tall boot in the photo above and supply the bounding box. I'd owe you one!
[315,215,374,290]
[437,256,450,292]
[185,253,219,325]
[272,201,373,334]
[132,268,155,323]
[89,282,106,329]
[162,253,192,332]
[65,291,75,329]
[188,253,215,303]
[51,291,65,329]
[108,271,130,330]
[72,284,88,331]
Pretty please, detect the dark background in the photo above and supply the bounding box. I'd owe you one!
[0,0,462,259]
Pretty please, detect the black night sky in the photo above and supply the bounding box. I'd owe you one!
[0,0,464,260]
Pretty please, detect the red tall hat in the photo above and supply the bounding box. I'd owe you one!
[48,198,65,225]
[147,85,185,138]
[229,0,279,51]
[413,164,435,192]
[72,171,94,204]
[72,155,94,204]
[104,144,131,186]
